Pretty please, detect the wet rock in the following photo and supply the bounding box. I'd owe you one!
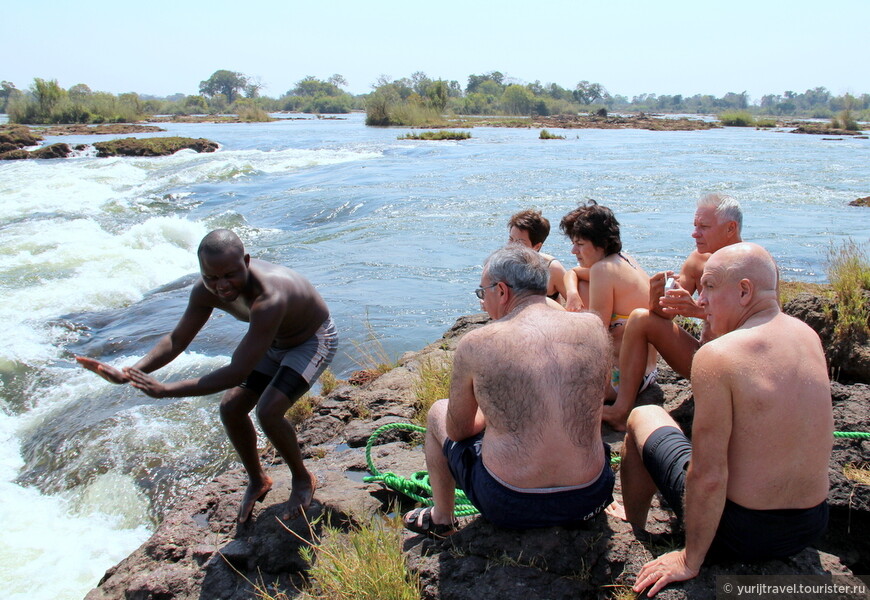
[93,136,219,157]
[849,196,870,207]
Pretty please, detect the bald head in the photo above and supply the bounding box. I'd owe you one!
[706,242,777,292]
[198,229,245,259]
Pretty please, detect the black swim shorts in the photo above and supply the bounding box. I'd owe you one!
[641,425,829,562]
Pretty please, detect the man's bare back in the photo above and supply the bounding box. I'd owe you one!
[696,311,832,509]
[461,303,611,488]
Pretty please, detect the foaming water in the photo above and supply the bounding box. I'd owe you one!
[0,113,867,598]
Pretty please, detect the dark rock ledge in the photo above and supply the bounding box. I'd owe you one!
[86,312,870,600]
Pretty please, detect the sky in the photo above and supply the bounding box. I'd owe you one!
[5,0,869,102]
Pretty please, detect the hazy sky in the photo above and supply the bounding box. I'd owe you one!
[6,0,868,102]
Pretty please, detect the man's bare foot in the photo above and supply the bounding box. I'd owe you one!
[602,405,628,432]
[282,473,317,521]
[606,500,628,521]
[238,476,273,524]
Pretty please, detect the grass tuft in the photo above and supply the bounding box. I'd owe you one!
[843,462,870,486]
[826,239,870,343]
[539,128,565,139]
[286,394,322,425]
[413,358,453,426]
[318,368,340,395]
[284,514,420,600]
[349,316,398,376]
[398,130,470,140]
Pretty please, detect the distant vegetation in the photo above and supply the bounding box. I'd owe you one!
[2,70,868,126]
[398,130,470,140]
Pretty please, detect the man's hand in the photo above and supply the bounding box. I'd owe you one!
[648,272,670,318]
[123,367,167,398]
[633,549,699,597]
[76,356,129,384]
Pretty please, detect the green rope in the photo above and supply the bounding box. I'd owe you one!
[361,424,868,519]
[362,422,480,517]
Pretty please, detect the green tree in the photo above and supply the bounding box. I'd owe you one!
[68,83,92,101]
[199,70,248,104]
[573,80,606,105]
[0,80,20,112]
[501,84,534,115]
[32,78,66,114]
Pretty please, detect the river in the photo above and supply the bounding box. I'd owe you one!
[0,112,867,599]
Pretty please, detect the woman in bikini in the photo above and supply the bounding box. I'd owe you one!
[560,201,658,403]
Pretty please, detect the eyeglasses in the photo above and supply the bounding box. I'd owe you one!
[474,281,512,299]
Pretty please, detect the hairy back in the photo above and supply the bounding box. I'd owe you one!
[470,306,611,451]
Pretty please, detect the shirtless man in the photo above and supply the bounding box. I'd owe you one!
[602,193,743,430]
[609,243,832,596]
[508,209,568,303]
[402,245,614,536]
[77,229,337,523]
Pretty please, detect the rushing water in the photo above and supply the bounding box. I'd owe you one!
[0,112,867,598]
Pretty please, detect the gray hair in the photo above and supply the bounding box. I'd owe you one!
[697,193,743,234]
[483,245,548,295]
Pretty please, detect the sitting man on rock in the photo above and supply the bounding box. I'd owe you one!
[403,244,614,536]
[603,192,743,430]
[609,243,832,597]
[77,229,337,524]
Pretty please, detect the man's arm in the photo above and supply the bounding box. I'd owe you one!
[125,294,285,398]
[76,285,214,384]
[445,338,486,441]
[633,344,732,596]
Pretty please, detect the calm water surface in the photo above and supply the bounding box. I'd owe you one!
[0,113,867,598]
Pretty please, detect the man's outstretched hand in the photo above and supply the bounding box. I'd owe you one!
[124,367,167,398]
[76,356,129,384]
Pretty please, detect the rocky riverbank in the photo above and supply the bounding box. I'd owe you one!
[83,294,870,600]
[0,124,218,159]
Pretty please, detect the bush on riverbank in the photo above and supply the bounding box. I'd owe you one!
[7,79,146,124]
[831,109,859,131]
[718,111,756,126]
[826,239,870,343]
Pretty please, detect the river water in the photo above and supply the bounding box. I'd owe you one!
[0,113,867,599]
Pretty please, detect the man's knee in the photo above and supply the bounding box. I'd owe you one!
[220,387,258,421]
[426,399,450,444]
[626,405,677,448]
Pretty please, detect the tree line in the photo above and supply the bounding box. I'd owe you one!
[1,69,867,125]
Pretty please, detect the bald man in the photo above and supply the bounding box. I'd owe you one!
[77,229,337,524]
[609,243,832,597]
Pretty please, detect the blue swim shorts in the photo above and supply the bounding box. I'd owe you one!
[443,433,614,529]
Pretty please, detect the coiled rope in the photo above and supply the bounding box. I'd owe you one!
[362,423,869,517]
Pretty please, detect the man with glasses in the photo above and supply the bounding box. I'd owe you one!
[403,244,615,537]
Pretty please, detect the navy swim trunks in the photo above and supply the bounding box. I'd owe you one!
[443,432,614,529]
